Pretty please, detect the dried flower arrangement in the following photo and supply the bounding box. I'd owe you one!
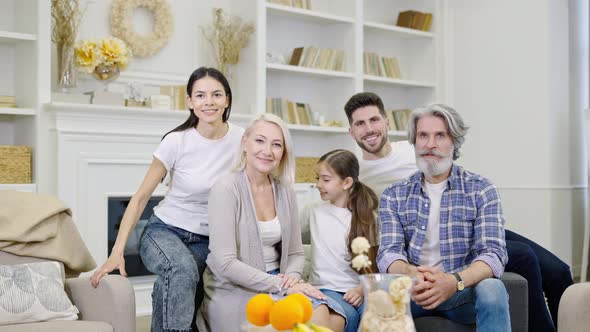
[200,8,255,77]
[51,0,84,88]
[351,236,415,331]
[351,236,373,274]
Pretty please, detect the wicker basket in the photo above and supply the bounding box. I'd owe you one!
[295,157,319,183]
[0,145,32,184]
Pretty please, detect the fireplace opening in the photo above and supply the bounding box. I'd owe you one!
[107,195,164,277]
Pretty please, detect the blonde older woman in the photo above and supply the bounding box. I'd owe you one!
[197,114,346,331]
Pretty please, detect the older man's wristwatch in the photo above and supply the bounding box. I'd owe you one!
[453,273,465,292]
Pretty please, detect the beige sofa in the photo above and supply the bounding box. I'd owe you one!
[558,282,590,332]
[0,251,135,332]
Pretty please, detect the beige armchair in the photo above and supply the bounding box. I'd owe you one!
[0,251,135,332]
[558,282,590,332]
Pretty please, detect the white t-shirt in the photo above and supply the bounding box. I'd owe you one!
[306,202,359,292]
[359,141,417,197]
[258,216,281,272]
[419,180,447,267]
[153,123,244,235]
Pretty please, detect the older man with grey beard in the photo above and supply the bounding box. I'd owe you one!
[377,103,510,331]
[343,93,571,332]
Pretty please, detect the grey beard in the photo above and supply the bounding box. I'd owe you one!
[417,154,453,178]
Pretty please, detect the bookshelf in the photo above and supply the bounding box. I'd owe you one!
[0,31,37,43]
[0,108,37,116]
[255,0,440,157]
[266,63,356,79]
[0,0,51,192]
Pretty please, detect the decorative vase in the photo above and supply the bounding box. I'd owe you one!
[92,62,120,91]
[56,42,77,92]
[358,273,416,332]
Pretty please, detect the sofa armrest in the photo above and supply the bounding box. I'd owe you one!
[501,272,528,332]
[558,282,590,332]
[65,275,136,332]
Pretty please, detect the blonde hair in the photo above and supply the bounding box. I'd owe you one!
[232,113,295,184]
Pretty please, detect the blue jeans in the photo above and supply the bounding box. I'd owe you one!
[505,229,573,332]
[267,270,347,324]
[411,278,510,332]
[320,289,364,332]
[139,214,209,332]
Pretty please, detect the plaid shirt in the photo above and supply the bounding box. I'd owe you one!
[377,164,507,278]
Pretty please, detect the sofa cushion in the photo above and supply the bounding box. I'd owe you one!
[0,261,78,326]
[0,320,112,332]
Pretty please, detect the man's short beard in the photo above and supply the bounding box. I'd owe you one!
[355,133,387,154]
[416,149,453,178]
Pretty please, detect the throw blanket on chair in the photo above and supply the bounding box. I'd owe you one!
[0,190,96,277]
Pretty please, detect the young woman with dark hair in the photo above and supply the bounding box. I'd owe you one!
[91,67,244,332]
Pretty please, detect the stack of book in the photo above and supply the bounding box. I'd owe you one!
[396,10,433,32]
[0,96,17,108]
[385,109,412,131]
[363,52,402,79]
[265,97,317,125]
[268,0,312,10]
[289,47,346,72]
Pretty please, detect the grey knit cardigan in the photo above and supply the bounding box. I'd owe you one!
[197,169,305,332]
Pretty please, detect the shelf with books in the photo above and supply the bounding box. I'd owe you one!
[363,22,435,39]
[266,63,355,79]
[0,0,50,192]
[266,3,355,25]
[285,124,407,138]
[256,0,439,154]
[0,31,37,44]
[287,124,348,133]
[363,75,434,88]
[0,108,36,116]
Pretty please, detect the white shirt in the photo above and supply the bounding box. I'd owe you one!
[359,141,417,197]
[306,202,359,292]
[258,216,282,272]
[153,123,244,235]
[419,179,447,267]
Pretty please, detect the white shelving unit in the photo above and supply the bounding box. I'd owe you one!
[0,108,37,116]
[255,0,440,157]
[0,183,37,192]
[0,31,37,43]
[0,0,51,192]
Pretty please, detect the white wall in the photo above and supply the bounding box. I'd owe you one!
[56,0,584,273]
[445,0,580,270]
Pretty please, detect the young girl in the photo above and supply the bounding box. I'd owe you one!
[303,149,379,332]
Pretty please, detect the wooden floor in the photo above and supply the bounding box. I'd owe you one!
[136,315,151,332]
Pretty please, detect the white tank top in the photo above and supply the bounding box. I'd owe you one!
[258,216,281,272]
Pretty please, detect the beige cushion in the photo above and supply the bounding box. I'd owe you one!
[0,261,78,326]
